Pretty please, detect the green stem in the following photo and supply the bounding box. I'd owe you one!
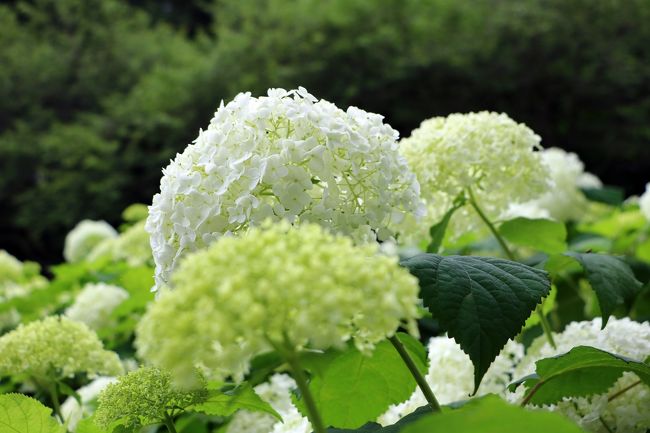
[608,380,641,402]
[468,187,557,349]
[536,306,557,349]
[163,412,178,433]
[284,352,326,433]
[46,382,63,423]
[467,187,515,260]
[388,335,441,413]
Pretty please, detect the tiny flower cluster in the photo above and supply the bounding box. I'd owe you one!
[146,87,423,290]
[94,366,207,429]
[65,283,130,330]
[136,222,420,385]
[400,111,550,243]
[0,316,123,379]
[64,220,118,263]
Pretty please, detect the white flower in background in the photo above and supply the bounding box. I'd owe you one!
[146,87,423,290]
[507,147,602,222]
[0,250,47,331]
[65,283,129,330]
[227,374,310,433]
[60,377,116,431]
[64,220,118,263]
[510,318,650,433]
[378,336,523,426]
[88,221,152,266]
[639,183,650,221]
[400,111,550,244]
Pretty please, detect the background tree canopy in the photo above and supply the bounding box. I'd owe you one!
[1,0,649,264]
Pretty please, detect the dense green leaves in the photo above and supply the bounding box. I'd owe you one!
[515,346,650,406]
[187,383,280,419]
[400,395,586,433]
[401,254,550,390]
[303,334,427,429]
[499,218,567,254]
[565,253,642,327]
[0,393,65,433]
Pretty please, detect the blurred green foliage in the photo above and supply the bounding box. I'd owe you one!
[1,0,649,263]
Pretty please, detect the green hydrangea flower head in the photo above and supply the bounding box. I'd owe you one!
[0,316,123,379]
[88,221,152,266]
[94,366,207,429]
[136,221,420,385]
[400,111,551,243]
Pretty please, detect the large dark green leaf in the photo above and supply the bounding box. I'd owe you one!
[565,253,642,327]
[401,254,550,390]
[400,395,586,433]
[513,346,650,406]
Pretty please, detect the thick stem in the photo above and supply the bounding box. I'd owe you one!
[468,187,557,348]
[285,353,327,433]
[536,306,557,349]
[388,335,441,413]
[48,382,63,423]
[163,412,178,433]
[467,187,515,260]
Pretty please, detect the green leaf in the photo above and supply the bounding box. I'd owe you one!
[499,218,567,254]
[426,194,466,253]
[305,334,427,429]
[401,254,550,391]
[565,253,642,327]
[327,405,432,432]
[516,346,650,406]
[187,382,280,420]
[400,395,586,433]
[0,393,65,433]
[580,186,624,206]
[76,417,108,433]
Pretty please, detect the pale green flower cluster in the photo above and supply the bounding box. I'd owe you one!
[378,336,524,426]
[640,183,650,221]
[506,147,602,222]
[88,221,152,266]
[0,250,47,330]
[400,111,550,243]
[146,87,423,290]
[136,222,420,385]
[65,283,130,330]
[0,316,123,379]
[509,318,650,433]
[64,220,118,263]
[94,366,207,429]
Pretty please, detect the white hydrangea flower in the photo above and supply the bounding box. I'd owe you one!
[65,283,129,330]
[639,183,650,221]
[146,87,423,290]
[378,336,523,426]
[227,374,310,433]
[508,148,602,222]
[509,318,650,433]
[400,111,550,245]
[64,220,118,263]
[60,377,116,431]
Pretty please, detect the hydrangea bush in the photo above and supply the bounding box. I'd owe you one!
[1,87,649,433]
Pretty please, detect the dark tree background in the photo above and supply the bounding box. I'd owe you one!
[1,0,649,264]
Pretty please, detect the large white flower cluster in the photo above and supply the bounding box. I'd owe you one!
[226,374,310,433]
[506,147,602,222]
[146,87,423,290]
[64,220,118,263]
[378,336,523,425]
[509,318,650,433]
[400,111,550,244]
[65,283,130,330]
[639,183,650,221]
